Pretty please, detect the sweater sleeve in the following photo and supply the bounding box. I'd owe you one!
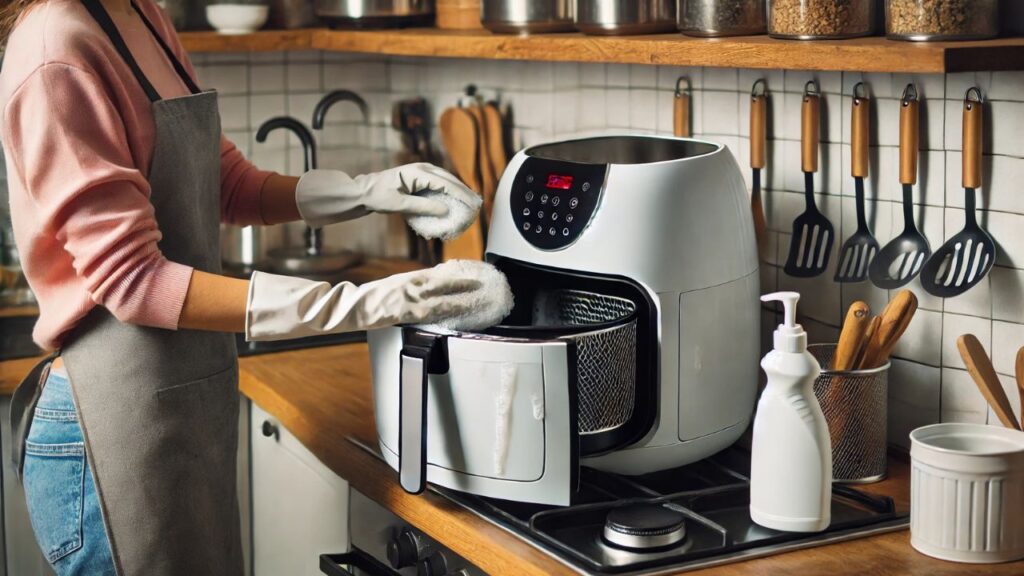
[147,1,274,226]
[3,63,193,329]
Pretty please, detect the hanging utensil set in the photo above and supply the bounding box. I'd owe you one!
[749,78,994,298]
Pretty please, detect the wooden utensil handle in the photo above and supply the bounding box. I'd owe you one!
[959,334,1022,431]
[751,94,767,170]
[900,87,919,186]
[963,88,983,189]
[852,91,870,179]
[801,88,819,174]
[834,301,871,370]
[674,93,691,138]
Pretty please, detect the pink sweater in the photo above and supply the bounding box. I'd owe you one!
[1,0,273,350]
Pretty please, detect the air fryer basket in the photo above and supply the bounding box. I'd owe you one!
[491,289,638,435]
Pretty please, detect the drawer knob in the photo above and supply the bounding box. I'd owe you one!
[261,420,278,439]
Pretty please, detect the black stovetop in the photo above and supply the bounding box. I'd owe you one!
[438,448,908,575]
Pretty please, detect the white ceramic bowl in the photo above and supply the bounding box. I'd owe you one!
[910,423,1024,564]
[206,4,269,35]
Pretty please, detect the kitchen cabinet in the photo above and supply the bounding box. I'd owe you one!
[0,396,254,576]
[250,401,349,576]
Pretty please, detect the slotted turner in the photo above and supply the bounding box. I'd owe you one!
[869,84,931,289]
[835,82,879,283]
[784,81,834,278]
[921,88,995,297]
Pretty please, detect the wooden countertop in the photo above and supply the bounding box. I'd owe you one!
[3,340,1022,574]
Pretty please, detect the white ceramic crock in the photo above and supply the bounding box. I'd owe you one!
[910,423,1024,563]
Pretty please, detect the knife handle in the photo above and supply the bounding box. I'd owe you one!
[802,82,819,174]
[852,83,870,179]
[963,87,983,190]
[751,94,767,170]
[900,85,919,186]
[674,92,691,138]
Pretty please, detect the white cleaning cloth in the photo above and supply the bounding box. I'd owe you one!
[245,260,513,341]
[406,187,483,241]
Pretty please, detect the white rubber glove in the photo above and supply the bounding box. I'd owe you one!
[296,164,483,241]
[245,260,513,342]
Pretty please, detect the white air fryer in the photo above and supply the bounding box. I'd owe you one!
[369,135,760,505]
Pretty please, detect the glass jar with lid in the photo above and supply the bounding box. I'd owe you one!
[768,0,875,39]
[886,0,999,41]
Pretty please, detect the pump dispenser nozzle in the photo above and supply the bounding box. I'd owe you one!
[761,292,807,353]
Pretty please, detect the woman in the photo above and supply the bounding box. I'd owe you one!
[0,1,511,574]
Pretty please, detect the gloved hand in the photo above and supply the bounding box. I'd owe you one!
[245,260,513,342]
[296,164,482,241]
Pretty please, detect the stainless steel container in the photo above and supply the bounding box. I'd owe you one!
[886,0,999,41]
[576,0,676,35]
[315,0,435,28]
[679,0,766,37]
[269,0,318,28]
[481,0,575,34]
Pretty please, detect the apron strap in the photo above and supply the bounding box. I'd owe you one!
[80,0,202,102]
[130,0,203,96]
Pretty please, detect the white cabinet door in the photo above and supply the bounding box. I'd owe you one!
[251,402,349,576]
[0,396,52,576]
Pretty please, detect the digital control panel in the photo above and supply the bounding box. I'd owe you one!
[510,157,606,250]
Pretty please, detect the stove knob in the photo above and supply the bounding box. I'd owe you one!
[416,553,448,576]
[387,528,429,569]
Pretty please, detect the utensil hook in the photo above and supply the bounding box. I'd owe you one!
[459,84,482,108]
[901,83,918,106]
[965,86,984,110]
[804,80,819,97]
[853,81,868,103]
[675,76,691,98]
[751,78,767,99]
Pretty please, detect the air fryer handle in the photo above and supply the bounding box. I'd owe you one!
[398,331,447,495]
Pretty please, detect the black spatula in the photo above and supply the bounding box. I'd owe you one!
[921,88,995,297]
[835,82,879,283]
[785,81,834,278]
[869,84,931,289]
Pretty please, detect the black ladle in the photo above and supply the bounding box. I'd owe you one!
[784,81,834,278]
[869,84,931,289]
[921,88,995,297]
[835,82,879,283]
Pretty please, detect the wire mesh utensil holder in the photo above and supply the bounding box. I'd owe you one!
[809,344,890,484]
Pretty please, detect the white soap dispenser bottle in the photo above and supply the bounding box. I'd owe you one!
[750,291,832,533]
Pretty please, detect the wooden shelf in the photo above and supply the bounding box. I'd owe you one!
[179,28,1024,73]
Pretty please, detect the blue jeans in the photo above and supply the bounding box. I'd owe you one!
[23,371,116,576]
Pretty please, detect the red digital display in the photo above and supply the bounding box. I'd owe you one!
[546,174,574,190]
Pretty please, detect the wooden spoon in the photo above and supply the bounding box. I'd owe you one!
[834,301,872,370]
[1016,346,1024,427]
[858,290,918,369]
[439,107,485,261]
[481,102,509,228]
[958,334,1021,431]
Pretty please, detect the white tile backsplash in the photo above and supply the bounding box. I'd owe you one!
[183,51,1024,436]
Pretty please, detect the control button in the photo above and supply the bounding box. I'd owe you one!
[566,214,574,223]
[570,197,579,209]
[522,208,531,216]
[549,227,557,236]
[563,227,570,236]
[540,194,549,205]
[416,553,448,576]
[523,222,531,231]
[534,225,543,234]
[525,191,534,202]
[388,528,431,569]
[551,212,559,221]
[582,182,591,192]
[551,196,561,206]
[537,210,545,219]
[526,174,534,184]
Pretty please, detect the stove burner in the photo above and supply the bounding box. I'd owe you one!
[602,504,687,550]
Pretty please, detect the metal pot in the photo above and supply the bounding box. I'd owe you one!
[576,0,676,35]
[678,0,766,37]
[314,0,435,28]
[481,0,575,34]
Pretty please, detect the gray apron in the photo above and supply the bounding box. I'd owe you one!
[11,1,242,574]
